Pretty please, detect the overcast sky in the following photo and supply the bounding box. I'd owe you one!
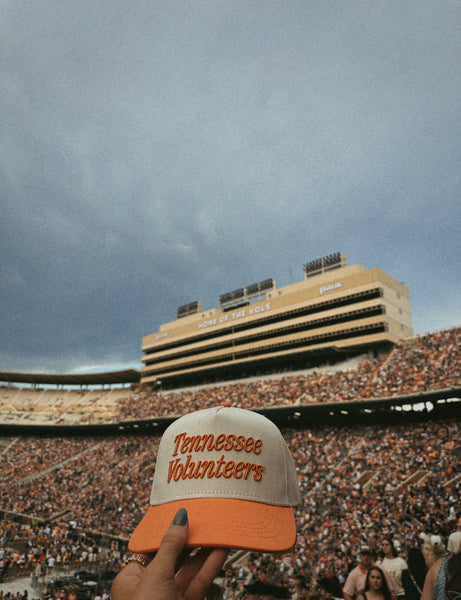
[1,1,460,374]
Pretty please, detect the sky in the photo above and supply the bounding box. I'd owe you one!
[1,1,460,375]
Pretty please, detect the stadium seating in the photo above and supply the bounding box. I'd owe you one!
[0,326,459,598]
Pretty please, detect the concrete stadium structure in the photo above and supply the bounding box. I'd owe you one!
[141,254,413,387]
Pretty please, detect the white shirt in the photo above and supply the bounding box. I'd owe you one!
[447,530,461,553]
[377,557,408,596]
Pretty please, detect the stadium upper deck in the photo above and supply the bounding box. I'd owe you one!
[141,254,413,386]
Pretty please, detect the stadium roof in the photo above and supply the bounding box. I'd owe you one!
[0,369,141,387]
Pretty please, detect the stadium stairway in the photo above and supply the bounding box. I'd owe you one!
[446,473,461,488]
[357,470,380,490]
[400,470,430,487]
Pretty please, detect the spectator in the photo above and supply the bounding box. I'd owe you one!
[343,546,396,600]
[401,548,427,600]
[357,566,393,600]
[318,575,344,600]
[292,574,309,600]
[420,551,461,600]
[377,539,408,600]
[421,537,446,570]
[446,517,461,554]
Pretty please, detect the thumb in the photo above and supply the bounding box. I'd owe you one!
[126,508,189,600]
[148,508,189,578]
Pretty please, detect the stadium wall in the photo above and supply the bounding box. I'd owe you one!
[0,386,458,437]
[141,262,413,386]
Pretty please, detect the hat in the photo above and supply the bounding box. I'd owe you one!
[129,406,301,553]
[360,545,373,555]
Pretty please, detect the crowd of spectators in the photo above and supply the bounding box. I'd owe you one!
[0,327,459,426]
[0,417,459,598]
[0,519,119,576]
[116,326,461,420]
[0,518,118,599]
[0,439,96,486]
[0,326,459,599]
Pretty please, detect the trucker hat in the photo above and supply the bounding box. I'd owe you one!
[129,405,301,553]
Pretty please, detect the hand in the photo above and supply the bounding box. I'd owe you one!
[111,508,229,600]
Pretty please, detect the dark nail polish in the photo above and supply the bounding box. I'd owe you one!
[173,507,188,526]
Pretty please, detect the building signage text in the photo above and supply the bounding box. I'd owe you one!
[198,302,272,330]
[320,282,343,295]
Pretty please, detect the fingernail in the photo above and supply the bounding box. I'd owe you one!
[173,507,188,526]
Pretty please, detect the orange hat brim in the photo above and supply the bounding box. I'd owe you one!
[129,497,297,553]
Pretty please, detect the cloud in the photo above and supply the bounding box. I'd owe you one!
[1,0,460,372]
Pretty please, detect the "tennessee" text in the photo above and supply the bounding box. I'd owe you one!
[172,432,262,456]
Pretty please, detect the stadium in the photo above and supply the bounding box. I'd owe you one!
[0,255,460,600]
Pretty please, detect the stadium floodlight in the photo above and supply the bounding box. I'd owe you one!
[177,301,202,319]
[219,292,233,305]
[231,288,244,300]
[219,278,275,311]
[246,278,275,298]
[246,282,260,296]
[304,253,347,278]
[219,287,246,310]
[259,278,275,292]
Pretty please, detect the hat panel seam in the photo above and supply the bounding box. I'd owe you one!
[150,491,295,504]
